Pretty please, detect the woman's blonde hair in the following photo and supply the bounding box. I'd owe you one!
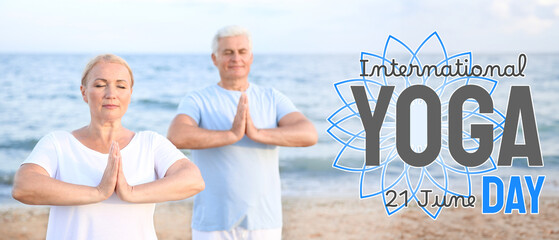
[81,54,134,87]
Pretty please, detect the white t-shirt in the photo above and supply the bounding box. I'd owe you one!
[22,130,186,240]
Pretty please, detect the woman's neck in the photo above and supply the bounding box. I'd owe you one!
[84,118,129,144]
[72,119,134,153]
[87,123,119,142]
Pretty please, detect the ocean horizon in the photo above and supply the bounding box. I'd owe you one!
[1,53,559,204]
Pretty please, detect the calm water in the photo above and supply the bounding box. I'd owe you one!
[1,53,559,204]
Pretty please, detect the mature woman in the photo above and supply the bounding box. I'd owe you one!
[11,54,205,240]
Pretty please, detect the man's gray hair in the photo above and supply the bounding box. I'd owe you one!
[211,25,252,54]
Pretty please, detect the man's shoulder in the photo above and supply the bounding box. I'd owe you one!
[184,84,220,99]
[249,83,280,95]
[191,84,220,94]
[250,84,292,102]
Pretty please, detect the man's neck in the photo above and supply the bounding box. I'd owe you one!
[218,79,249,91]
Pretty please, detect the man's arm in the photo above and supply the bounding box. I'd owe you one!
[167,94,248,149]
[246,111,318,147]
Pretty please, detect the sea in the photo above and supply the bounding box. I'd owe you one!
[1,53,559,205]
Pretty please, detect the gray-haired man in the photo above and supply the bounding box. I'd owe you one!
[168,25,318,239]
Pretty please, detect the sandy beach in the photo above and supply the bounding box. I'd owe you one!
[1,195,558,240]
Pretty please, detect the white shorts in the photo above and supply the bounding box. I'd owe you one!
[192,227,282,240]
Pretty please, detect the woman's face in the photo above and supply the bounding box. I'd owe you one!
[81,62,132,123]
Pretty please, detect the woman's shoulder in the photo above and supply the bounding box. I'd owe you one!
[135,130,167,142]
[132,131,177,152]
[41,130,72,142]
[29,131,73,153]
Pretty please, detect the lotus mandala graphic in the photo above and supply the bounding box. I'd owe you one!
[326,32,507,219]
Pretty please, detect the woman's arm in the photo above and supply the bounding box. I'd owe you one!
[12,142,121,205]
[115,158,205,203]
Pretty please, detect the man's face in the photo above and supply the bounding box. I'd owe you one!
[212,35,253,81]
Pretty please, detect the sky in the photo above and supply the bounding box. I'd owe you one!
[1,0,559,54]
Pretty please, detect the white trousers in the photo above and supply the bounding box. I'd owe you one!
[192,227,282,240]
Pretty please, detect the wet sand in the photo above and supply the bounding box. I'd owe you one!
[1,196,558,239]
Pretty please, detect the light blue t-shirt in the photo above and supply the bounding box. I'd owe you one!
[176,83,297,231]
